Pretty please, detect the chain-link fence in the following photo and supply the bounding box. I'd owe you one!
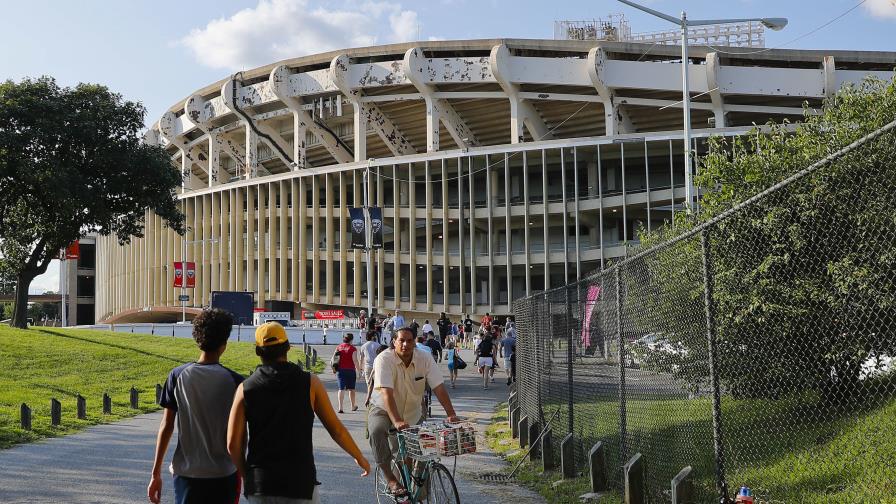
[512,118,896,503]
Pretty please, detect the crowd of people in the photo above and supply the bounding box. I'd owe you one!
[148,307,515,504]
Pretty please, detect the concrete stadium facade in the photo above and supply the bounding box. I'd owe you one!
[95,39,895,322]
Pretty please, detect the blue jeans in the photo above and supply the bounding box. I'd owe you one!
[173,472,239,504]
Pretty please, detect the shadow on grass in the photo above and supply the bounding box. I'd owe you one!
[35,328,185,365]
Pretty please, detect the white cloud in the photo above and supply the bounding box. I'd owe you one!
[179,0,423,71]
[29,260,59,295]
[865,0,896,19]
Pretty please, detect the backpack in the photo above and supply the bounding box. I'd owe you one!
[331,349,341,373]
[454,351,467,370]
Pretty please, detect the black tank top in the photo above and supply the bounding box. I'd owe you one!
[242,361,318,499]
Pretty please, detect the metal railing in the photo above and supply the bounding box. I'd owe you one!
[512,118,896,503]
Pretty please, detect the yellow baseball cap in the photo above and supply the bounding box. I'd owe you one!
[255,322,288,347]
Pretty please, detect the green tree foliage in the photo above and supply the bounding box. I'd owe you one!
[636,76,896,400]
[0,77,184,328]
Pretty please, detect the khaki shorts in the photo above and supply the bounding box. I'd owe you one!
[363,366,375,384]
[367,406,422,465]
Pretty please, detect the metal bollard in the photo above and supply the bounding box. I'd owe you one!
[50,398,62,427]
[561,433,576,479]
[130,387,139,409]
[103,393,112,414]
[311,349,318,366]
[528,422,541,460]
[589,442,609,492]
[155,384,163,405]
[624,453,645,504]
[518,415,529,448]
[541,428,554,471]
[20,403,31,430]
[77,395,87,420]
[671,466,694,504]
[510,406,520,439]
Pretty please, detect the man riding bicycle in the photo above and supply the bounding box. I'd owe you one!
[367,327,460,498]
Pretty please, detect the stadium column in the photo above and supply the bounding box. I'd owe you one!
[409,165,416,311]
[219,191,233,290]
[210,192,219,297]
[598,145,606,270]
[392,167,401,310]
[311,176,320,303]
[291,179,301,302]
[339,172,348,306]
[297,177,307,304]
[542,150,549,292]
[246,186,256,301]
[201,193,211,307]
[425,161,433,312]
[504,153,512,309]
[574,147,581,281]
[246,127,259,178]
[468,156,476,315]
[523,151,531,296]
[279,180,289,301]
[268,182,278,304]
[352,171,362,308]
[234,189,244,292]
[561,149,569,284]
[257,183,267,308]
[440,160,449,314]
[157,213,165,306]
[325,173,334,305]
[376,167,385,310]
[457,156,465,314]
[487,156,495,314]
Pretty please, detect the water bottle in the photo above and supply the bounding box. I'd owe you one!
[734,486,754,504]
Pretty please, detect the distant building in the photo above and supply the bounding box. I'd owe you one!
[94,38,896,323]
[60,235,96,326]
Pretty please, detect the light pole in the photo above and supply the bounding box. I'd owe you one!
[617,0,786,213]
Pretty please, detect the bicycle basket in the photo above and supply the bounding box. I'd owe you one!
[400,421,478,460]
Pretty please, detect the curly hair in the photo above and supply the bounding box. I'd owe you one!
[192,308,233,352]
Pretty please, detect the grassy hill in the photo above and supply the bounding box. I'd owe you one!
[0,326,317,449]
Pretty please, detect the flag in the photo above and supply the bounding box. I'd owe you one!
[349,207,366,249]
[173,262,197,288]
[370,207,383,248]
[173,262,184,288]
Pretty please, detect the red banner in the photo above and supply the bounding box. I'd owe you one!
[173,262,196,288]
[301,310,345,320]
[65,241,80,260]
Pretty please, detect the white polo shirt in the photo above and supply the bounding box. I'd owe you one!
[371,348,443,424]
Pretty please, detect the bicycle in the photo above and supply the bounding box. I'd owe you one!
[375,420,476,504]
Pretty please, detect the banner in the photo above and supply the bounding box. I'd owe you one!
[349,207,366,249]
[581,284,601,349]
[301,309,345,320]
[173,262,196,288]
[65,241,80,260]
[370,207,383,248]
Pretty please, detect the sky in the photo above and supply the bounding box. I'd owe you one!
[2,0,894,294]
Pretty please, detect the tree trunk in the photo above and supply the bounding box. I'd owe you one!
[11,271,37,329]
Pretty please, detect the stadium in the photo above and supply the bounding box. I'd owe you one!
[91,32,896,323]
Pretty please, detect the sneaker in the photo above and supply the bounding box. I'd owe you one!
[338,409,344,414]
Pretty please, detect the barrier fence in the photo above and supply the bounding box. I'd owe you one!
[512,118,896,503]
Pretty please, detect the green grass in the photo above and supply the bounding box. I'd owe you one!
[484,403,623,504]
[0,326,321,449]
[544,390,896,503]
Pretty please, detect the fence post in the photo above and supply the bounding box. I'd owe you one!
[510,406,520,439]
[77,394,87,420]
[561,432,575,479]
[624,453,645,504]
[528,421,540,460]
[50,398,61,427]
[130,387,139,409]
[155,384,163,405]
[615,266,627,465]
[103,393,112,414]
[701,229,729,502]
[312,348,318,366]
[565,284,574,437]
[20,403,31,430]
[542,427,554,471]
[671,466,694,504]
[519,415,529,448]
[589,441,609,492]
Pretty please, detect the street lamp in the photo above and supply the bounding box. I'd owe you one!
[617,1,787,213]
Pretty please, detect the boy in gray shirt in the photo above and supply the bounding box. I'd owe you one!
[148,308,244,504]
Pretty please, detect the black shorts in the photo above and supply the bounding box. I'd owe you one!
[337,369,357,390]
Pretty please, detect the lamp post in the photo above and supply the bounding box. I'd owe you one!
[617,0,786,213]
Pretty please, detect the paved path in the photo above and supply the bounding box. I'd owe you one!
[0,346,544,504]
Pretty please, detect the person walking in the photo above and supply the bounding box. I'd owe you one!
[437,312,451,347]
[424,332,443,363]
[475,334,496,389]
[359,332,381,405]
[334,334,361,413]
[445,341,459,389]
[499,325,517,386]
[462,314,474,350]
[391,311,405,332]
[415,334,433,356]
[421,320,433,338]
[148,308,244,504]
[408,319,420,337]
[480,312,493,331]
[227,322,370,504]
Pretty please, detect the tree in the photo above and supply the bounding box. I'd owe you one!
[637,75,896,401]
[0,77,184,328]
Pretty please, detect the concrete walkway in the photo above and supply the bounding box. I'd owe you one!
[0,346,544,504]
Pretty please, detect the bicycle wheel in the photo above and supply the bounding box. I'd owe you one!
[425,462,460,504]
[375,461,405,504]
